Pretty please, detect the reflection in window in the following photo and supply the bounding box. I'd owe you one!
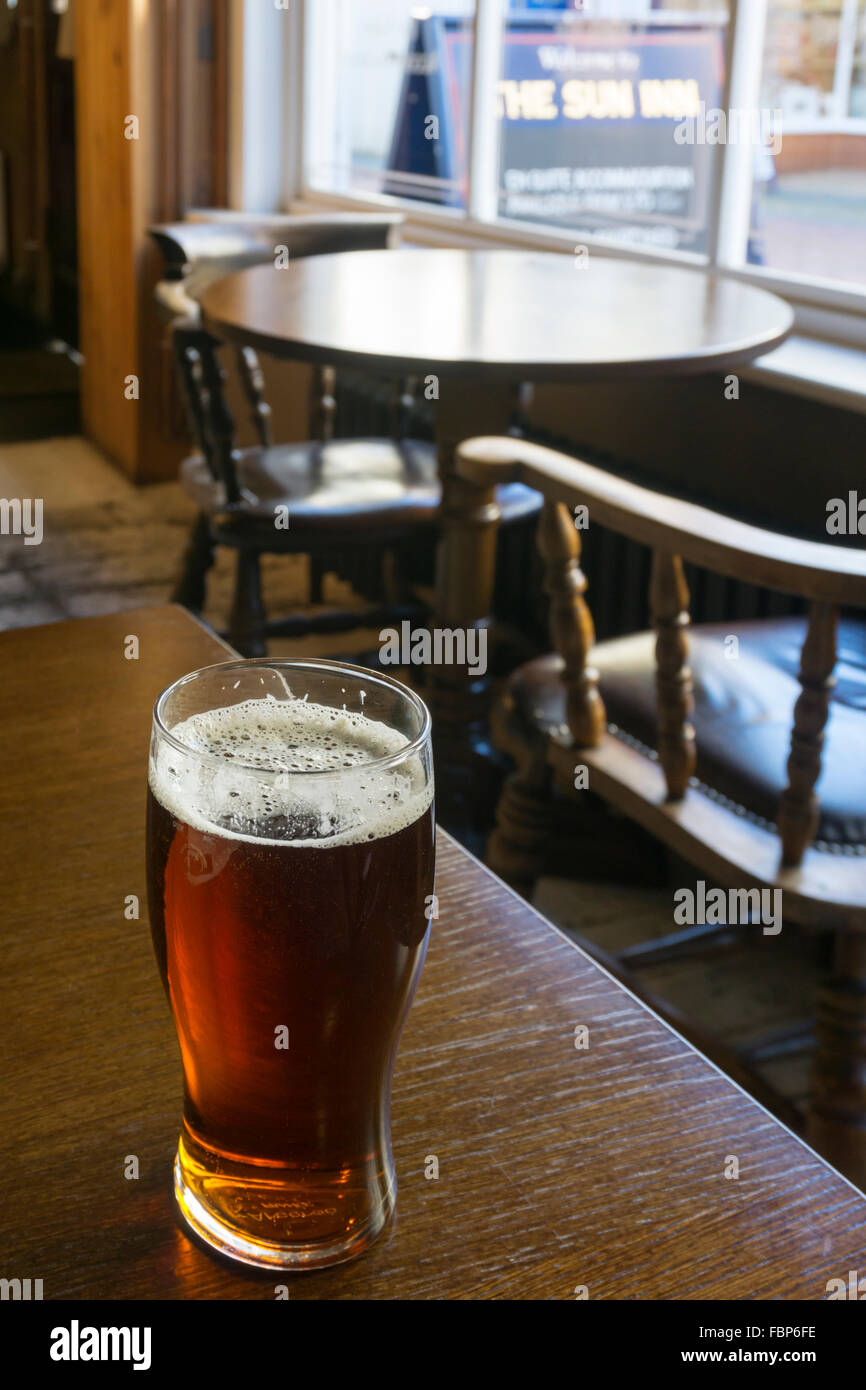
[496,1,730,256]
[306,0,475,209]
[750,0,866,288]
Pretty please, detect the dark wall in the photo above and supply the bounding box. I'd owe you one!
[528,371,866,546]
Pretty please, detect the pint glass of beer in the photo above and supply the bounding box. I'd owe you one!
[146,659,434,1270]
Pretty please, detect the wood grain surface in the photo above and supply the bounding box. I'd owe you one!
[199,250,793,383]
[1,606,864,1301]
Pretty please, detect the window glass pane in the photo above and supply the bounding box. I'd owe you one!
[749,0,866,289]
[496,0,730,255]
[306,0,476,209]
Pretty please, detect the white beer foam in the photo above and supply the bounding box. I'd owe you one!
[149,694,432,847]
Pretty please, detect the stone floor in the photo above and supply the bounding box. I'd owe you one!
[0,434,821,1134]
[0,435,308,631]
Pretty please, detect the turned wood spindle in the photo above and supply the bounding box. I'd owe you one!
[778,601,838,866]
[429,384,513,743]
[537,499,605,748]
[310,364,337,444]
[235,345,272,448]
[391,376,417,441]
[432,450,501,727]
[196,333,242,506]
[175,337,215,476]
[508,381,535,438]
[650,549,696,800]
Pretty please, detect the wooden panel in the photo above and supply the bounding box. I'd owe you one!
[75,0,229,481]
[528,375,866,545]
[0,4,33,285]
[0,0,54,319]
[75,0,138,473]
[1,607,865,1300]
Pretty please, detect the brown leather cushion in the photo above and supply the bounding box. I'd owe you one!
[181,439,541,532]
[510,617,866,846]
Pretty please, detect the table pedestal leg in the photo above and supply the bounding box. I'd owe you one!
[429,384,513,848]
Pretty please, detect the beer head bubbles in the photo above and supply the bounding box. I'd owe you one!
[149,694,432,847]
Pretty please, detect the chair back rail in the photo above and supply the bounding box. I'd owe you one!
[151,211,403,281]
[183,208,404,258]
[457,435,866,606]
[456,435,866,876]
[150,212,421,467]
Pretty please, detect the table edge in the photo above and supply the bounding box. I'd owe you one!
[437,826,866,1204]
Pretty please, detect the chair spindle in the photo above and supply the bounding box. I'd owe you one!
[650,549,696,800]
[508,382,535,437]
[538,499,605,747]
[235,346,273,448]
[310,365,337,443]
[194,332,242,506]
[174,331,216,479]
[778,601,838,866]
[390,377,418,440]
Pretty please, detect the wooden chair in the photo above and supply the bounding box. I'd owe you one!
[150,212,540,656]
[454,433,866,1186]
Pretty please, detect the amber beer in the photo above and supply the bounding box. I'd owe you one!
[146,660,434,1270]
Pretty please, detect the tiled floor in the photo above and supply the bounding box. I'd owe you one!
[0,435,370,649]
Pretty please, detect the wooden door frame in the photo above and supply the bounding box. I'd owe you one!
[76,0,228,481]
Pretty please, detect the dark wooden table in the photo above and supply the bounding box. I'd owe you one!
[3,605,864,1301]
[200,249,794,833]
[198,249,793,382]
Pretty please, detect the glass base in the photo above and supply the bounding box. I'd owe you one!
[173,1145,395,1272]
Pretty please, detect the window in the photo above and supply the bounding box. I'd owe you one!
[305,0,476,208]
[494,1,729,256]
[748,0,866,290]
[297,0,866,315]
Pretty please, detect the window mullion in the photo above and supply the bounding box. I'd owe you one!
[834,0,861,120]
[300,0,342,199]
[283,0,306,204]
[467,0,506,223]
[714,0,770,270]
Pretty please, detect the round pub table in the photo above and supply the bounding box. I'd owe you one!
[200,249,792,829]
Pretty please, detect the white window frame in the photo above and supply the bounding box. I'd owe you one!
[270,0,866,349]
